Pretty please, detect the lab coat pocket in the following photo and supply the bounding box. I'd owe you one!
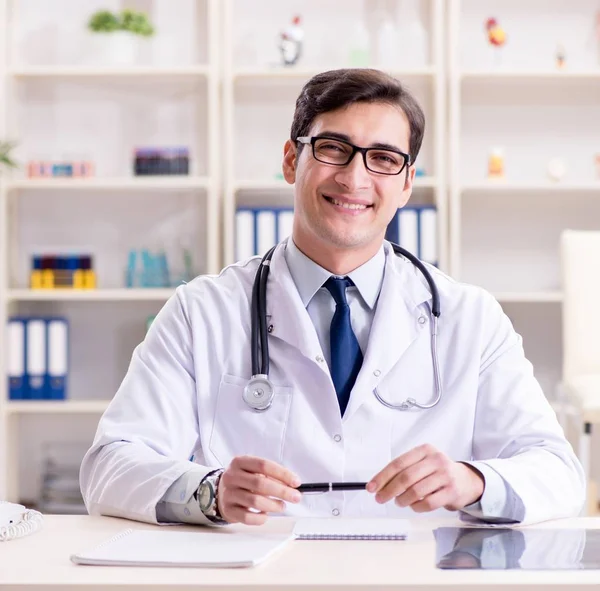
[208,374,292,467]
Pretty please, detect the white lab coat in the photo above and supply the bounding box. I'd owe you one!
[80,241,584,525]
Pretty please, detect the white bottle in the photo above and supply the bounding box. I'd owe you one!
[376,12,400,68]
[348,19,371,67]
[396,0,428,68]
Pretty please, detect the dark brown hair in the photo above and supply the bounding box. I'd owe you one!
[290,68,425,162]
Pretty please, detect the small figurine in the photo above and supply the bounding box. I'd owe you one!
[485,17,506,66]
[279,15,303,67]
[488,147,505,180]
[556,43,566,69]
[547,157,567,182]
[595,153,600,180]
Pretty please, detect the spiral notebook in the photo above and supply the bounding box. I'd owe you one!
[70,528,293,568]
[293,518,409,540]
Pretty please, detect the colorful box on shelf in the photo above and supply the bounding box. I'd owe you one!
[30,254,96,290]
[27,161,94,178]
[133,147,190,176]
[385,205,438,267]
[6,316,69,401]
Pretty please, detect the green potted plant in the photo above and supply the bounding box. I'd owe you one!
[87,9,155,65]
[0,141,17,175]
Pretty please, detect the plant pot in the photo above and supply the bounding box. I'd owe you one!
[89,31,139,66]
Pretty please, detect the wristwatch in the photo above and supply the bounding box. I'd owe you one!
[195,469,227,524]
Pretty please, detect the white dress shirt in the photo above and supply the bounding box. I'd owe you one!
[156,240,523,525]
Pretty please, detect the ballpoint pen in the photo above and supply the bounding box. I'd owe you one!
[297,482,367,493]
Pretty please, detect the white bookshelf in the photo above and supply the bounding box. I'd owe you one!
[221,0,447,270]
[448,0,600,408]
[232,66,438,80]
[6,400,110,415]
[9,65,211,78]
[6,288,176,302]
[6,177,211,191]
[0,0,221,503]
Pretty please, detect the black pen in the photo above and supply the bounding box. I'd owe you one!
[297,482,367,493]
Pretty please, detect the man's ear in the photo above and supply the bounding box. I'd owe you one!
[398,165,416,208]
[282,139,297,185]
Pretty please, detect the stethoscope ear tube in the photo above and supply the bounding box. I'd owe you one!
[390,243,440,318]
[251,246,277,377]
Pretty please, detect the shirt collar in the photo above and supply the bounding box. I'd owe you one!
[284,238,385,310]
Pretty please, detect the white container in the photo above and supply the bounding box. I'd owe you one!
[89,31,138,66]
[348,20,371,67]
[376,13,400,68]
[396,0,428,68]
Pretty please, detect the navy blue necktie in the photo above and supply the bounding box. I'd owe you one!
[324,276,363,415]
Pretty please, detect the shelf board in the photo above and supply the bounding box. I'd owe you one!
[234,176,438,192]
[7,177,210,191]
[461,182,600,193]
[7,288,176,302]
[5,400,110,415]
[233,66,436,81]
[9,65,211,78]
[461,70,600,81]
[494,291,563,303]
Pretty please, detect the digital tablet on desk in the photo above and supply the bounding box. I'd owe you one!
[435,527,599,570]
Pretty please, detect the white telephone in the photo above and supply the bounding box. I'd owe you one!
[0,501,43,541]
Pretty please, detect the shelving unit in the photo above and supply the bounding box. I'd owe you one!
[9,65,211,78]
[448,0,600,403]
[6,288,176,302]
[0,0,220,503]
[6,177,211,191]
[221,0,447,270]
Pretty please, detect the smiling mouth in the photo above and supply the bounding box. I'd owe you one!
[323,195,373,210]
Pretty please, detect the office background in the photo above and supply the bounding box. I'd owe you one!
[0,0,599,512]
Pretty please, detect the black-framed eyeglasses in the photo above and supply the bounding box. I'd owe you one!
[296,135,411,176]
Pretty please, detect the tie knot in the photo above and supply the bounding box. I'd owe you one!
[324,276,352,307]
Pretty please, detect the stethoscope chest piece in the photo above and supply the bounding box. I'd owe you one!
[243,374,275,411]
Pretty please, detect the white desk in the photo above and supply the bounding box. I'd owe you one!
[2,515,600,590]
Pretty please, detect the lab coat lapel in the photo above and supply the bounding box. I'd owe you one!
[343,252,433,422]
[265,242,324,363]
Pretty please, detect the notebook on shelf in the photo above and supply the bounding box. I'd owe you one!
[70,528,293,568]
[293,518,409,540]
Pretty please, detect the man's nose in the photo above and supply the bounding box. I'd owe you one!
[334,152,372,191]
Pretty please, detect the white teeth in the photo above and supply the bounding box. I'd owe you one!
[329,198,367,210]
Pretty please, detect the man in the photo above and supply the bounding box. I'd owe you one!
[80,69,584,527]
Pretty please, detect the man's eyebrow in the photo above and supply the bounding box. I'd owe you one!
[318,130,405,154]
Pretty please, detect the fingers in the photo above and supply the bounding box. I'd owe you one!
[374,458,437,504]
[367,444,433,494]
[231,455,301,488]
[218,455,302,525]
[235,470,302,504]
[393,472,446,508]
[221,505,269,526]
[235,490,286,514]
[410,487,453,513]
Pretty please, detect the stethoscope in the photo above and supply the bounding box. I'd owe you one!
[242,242,442,412]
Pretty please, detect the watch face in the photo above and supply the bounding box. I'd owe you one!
[198,482,214,512]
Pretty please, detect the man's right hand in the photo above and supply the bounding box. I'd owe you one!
[216,455,303,525]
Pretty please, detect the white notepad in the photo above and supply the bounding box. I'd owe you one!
[293,518,409,540]
[71,528,293,568]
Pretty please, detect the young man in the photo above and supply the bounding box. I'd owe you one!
[80,69,584,527]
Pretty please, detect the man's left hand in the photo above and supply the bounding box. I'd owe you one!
[366,444,485,512]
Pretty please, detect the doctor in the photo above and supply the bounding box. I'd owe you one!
[80,68,584,527]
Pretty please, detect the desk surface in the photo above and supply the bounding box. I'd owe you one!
[2,515,600,590]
